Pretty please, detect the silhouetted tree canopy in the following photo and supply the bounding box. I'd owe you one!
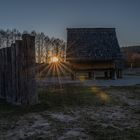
[0,29,66,63]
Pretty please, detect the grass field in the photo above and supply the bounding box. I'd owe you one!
[0,84,140,140]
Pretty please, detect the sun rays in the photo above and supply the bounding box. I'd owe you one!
[36,56,73,89]
[36,56,111,104]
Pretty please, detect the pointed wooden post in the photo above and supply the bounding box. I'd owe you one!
[22,34,38,104]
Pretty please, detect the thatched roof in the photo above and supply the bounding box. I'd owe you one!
[66,28,122,62]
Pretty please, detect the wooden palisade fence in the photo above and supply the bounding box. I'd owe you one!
[0,34,38,105]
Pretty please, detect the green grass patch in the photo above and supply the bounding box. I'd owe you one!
[38,85,117,108]
[0,85,120,118]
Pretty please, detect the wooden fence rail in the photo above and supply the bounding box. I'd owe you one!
[0,34,38,105]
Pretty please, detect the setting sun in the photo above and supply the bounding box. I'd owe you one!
[51,56,59,63]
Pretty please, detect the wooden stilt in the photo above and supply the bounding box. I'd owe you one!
[104,71,108,79]
[88,72,92,79]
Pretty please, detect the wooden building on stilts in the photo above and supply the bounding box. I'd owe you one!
[66,28,123,80]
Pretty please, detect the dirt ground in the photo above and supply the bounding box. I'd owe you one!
[0,83,140,140]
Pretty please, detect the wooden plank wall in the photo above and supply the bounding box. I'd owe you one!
[0,34,38,105]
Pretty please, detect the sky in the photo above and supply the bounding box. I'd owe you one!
[0,0,140,46]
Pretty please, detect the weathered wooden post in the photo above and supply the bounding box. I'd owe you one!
[0,49,3,99]
[6,47,13,102]
[1,48,6,99]
[0,50,1,98]
[15,40,23,104]
[88,72,92,79]
[21,34,38,105]
[104,71,108,79]
[11,44,16,103]
[92,72,95,79]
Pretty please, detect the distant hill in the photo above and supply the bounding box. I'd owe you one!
[121,46,140,68]
[121,46,140,53]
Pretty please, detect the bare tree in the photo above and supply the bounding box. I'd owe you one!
[0,29,66,63]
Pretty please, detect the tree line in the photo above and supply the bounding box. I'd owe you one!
[0,29,66,63]
[121,46,140,68]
